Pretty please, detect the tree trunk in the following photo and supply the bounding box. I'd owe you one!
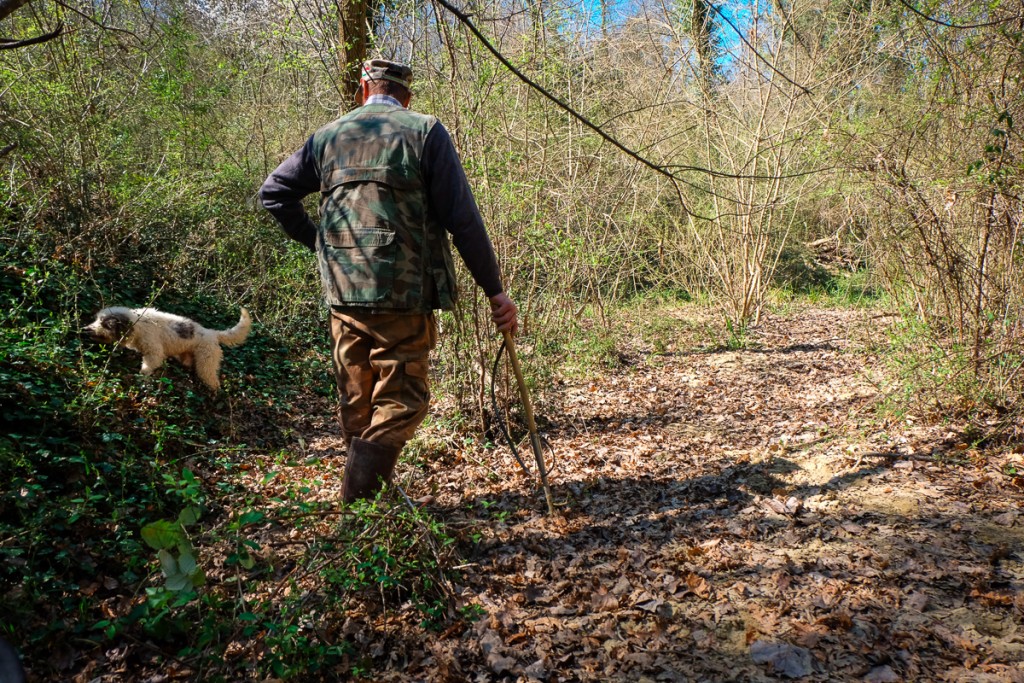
[691,0,716,94]
[339,0,369,104]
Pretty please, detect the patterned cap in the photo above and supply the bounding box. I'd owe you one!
[360,59,413,89]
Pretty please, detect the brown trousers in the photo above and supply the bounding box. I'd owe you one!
[329,309,437,449]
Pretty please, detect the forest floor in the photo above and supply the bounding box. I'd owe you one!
[250,304,1024,683]
[115,304,1024,683]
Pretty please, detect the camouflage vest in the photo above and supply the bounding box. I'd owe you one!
[311,104,458,311]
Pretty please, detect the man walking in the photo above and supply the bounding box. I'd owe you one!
[261,59,517,502]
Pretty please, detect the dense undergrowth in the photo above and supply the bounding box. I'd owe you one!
[0,235,481,678]
[0,241,301,666]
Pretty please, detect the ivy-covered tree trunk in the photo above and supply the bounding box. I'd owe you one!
[339,0,369,104]
[690,0,716,94]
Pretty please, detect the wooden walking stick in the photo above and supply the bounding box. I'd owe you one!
[502,331,556,515]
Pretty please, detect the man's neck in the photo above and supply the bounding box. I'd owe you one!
[364,94,404,108]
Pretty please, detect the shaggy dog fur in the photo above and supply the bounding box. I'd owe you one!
[85,307,251,391]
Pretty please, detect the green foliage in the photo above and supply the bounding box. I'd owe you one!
[321,493,460,629]
[637,311,691,356]
[93,491,467,678]
[772,245,834,295]
[724,317,747,351]
[771,268,883,310]
[818,270,883,308]
[141,505,206,592]
[0,235,327,674]
[0,235,466,676]
[879,313,1021,429]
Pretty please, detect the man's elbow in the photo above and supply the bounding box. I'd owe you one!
[258,180,279,212]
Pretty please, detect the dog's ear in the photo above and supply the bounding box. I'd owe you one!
[101,311,132,338]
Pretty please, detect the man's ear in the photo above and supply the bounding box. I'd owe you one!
[355,80,367,105]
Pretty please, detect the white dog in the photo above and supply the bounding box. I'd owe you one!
[85,306,251,391]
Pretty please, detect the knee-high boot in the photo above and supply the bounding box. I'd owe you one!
[343,437,401,503]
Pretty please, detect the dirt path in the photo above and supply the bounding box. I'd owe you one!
[301,306,1024,682]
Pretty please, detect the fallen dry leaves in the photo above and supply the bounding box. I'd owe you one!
[105,306,1024,681]
[372,306,1024,682]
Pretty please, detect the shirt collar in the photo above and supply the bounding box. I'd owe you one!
[364,94,404,107]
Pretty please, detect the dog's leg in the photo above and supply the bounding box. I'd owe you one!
[193,344,223,391]
[177,352,194,368]
[140,349,166,376]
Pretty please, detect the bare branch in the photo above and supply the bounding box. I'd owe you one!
[894,0,1017,29]
[0,0,31,23]
[707,3,811,96]
[0,21,62,49]
[430,0,822,212]
[52,0,141,42]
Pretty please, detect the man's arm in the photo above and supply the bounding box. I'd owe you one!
[260,136,321,251]
[421,122,504,298]
[422,122,518,333]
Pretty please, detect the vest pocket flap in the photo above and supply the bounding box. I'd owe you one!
[324,167,419,192]
[324,226,395,249]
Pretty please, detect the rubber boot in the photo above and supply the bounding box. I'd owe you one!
[343,437,401,503]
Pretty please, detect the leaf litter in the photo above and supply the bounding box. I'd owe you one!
[267,306,1024,682]
[115,306,1024,681]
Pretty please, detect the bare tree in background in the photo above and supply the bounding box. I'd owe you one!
[689,0,717,94]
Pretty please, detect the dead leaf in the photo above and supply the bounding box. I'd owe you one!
[791,622,830,649]
[993,510,1019,527]
[487,652,517,674]
[749,640,814,678]
[592,590,619,612]
[479,629,502,655]
[611,576,631,595]
[904,591,929,612]
[684,573,712,599]
[864,665,900,682]
[636,597,664,613]
[969,589,1015,607]
[523,659,546,680]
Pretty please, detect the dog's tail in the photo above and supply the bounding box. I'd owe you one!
[218,308,252,347]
